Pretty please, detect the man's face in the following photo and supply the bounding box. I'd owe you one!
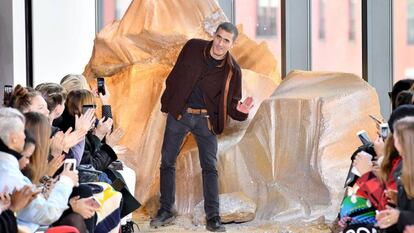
[211,28,235,59]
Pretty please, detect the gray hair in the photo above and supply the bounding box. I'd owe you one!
[0,107,25,146]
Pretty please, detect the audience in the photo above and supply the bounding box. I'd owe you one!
[376,117,414,232]
[0,108,78,232]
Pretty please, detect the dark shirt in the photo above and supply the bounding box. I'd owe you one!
[186,55,223,109]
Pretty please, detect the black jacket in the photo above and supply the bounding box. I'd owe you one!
[395,163,414,232]
[385,161,414,233]
[160,39,248,134]
[81,132,117,171]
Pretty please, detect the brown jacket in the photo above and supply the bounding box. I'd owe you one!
[161,39,248,134]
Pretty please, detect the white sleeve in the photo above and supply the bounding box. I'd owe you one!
[17,176,73,225]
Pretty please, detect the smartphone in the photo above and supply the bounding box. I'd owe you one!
[82,104,95,114]
[97,77,106,95]
[357,130,372,146]
[31,184,43,192]
[86,196,101,208]
[380,123,389,140]
[64,159,76,171]
[3,85,13,106]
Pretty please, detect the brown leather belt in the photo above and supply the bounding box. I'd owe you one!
[186,107,208,115]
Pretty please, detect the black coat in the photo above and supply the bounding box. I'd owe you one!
[385,162,414,233]
[80,132,117,171]
[395,163,414,232]
[0,210,17,233]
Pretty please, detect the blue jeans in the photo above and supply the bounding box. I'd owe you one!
[159,112,219,219]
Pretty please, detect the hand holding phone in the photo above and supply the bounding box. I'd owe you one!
[64,159,76,171]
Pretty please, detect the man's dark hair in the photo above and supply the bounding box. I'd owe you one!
[216,22,238,41]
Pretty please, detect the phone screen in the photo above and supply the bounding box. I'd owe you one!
[3,85,13,106]
[380,123,389,140]
[82,105,95,114]
[64,159,76,171]
[97,77,105,95]
[357,130,372,146]
[86,197,101,208]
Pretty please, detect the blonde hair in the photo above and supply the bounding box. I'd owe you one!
[394,116,414,199]
[60,74,90,93]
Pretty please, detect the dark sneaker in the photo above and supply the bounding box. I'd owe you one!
[206,216,226,232]
[121,220,140,232]
[149,209,175,228]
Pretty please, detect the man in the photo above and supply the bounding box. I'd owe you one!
[150,22,253,232]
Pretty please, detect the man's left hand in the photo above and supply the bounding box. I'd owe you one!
[237,96,254,114]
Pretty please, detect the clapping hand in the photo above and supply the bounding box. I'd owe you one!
[75,108,96,132]
[63,127,87,152]
[10,185,40,212]
[376,206,400,229]
[0,186,11,212]
[106,128,124,148]
[94,118,113,141]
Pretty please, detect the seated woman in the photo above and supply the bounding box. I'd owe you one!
[376,117,414,232]
[24,112,99,233]
[338,106,414,231]
[55,89,121,171]
[0,108,78,232]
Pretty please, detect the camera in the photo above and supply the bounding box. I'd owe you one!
[344,131,377,187]
[357,130,372,147]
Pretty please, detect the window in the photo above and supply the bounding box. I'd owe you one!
[311,0,362,76]
[235,0,281,76]
[256,0,278,37]
[318,0,326,40]
[349,0,356,41]
[394,0,414,82]
[408,0,414,44]
[96,0,132,31]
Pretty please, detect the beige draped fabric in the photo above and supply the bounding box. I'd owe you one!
[83,0,381,222]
